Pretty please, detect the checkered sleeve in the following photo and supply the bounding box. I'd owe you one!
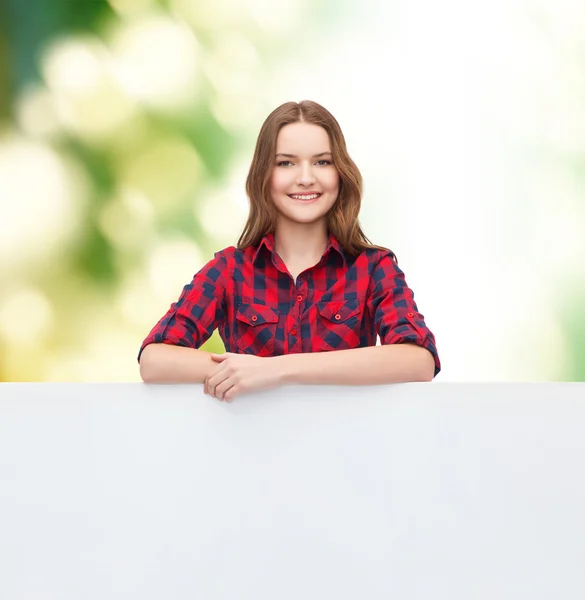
[368,251,441,376]
[138,250,229,361]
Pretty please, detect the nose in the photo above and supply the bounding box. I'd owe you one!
[296,161,315,186]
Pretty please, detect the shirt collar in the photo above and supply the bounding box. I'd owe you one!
[252,232,347,267]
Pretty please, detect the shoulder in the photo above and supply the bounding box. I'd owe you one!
[195,246,238,282]
[212,245,236,259]
[213,245,257,262]
[369,246,397,263]
[210,245,247,266]
[353,246,399,272]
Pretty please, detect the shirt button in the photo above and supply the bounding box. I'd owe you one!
[296,295,303,302]
[251,315,258,322]
[334,314,341,320]
[407,312,414,317]
[291,329,297,336]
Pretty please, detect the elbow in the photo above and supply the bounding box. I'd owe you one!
[403,344,435,382]
[419,370,434,382]
[139,360,155,383]
[139,345,159,383]
[140,362,155,383]
[418,348,436,382]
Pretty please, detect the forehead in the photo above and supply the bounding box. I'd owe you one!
[275,122,331,153]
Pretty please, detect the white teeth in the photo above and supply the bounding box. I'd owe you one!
[290,194,320,200]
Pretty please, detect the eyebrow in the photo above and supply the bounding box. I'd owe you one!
[275,152,333,158]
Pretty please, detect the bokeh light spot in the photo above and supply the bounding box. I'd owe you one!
[111,15,201,111]
[147,238,204,304]
[41,36,138,142]
[98,187,156,251]
[0,136,88,271]
[116,135,204,213]
[0,288,54,346]
[16,85,61,138]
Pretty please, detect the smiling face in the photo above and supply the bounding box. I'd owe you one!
[269,122,340,229]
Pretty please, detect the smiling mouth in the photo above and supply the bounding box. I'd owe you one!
[287,193,322,201]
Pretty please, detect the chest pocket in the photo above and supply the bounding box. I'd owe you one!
[315,299,362,352]
[235,303,279,357]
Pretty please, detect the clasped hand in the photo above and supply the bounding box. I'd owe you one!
[204,353,282,402]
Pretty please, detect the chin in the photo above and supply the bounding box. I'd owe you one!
[287,209,327,220]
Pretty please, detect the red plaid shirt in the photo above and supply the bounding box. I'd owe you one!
[139,233,441,376]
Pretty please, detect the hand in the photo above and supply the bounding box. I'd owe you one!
[204,353,283,402]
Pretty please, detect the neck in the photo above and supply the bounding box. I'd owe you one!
[274,221,329,264]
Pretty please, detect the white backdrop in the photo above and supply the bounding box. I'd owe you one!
[1,382,584,599]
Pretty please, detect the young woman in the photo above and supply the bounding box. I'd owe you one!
[138,100,440,401]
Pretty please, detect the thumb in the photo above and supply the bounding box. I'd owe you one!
[211,353,228,362]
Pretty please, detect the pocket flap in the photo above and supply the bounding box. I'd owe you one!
[236,303,279,326]
[317,300,360,323]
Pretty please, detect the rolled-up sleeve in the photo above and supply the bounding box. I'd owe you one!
[367,252,441,376]
[138,250,229,361]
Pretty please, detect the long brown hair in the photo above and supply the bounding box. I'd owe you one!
[237,100,393,259]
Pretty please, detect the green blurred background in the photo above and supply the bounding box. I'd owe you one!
[1,0,584,382]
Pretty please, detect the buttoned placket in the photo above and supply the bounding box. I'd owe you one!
[269,250,307,354]
[287,276,307,353]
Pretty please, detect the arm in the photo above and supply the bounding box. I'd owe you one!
[367,251,441,378]
[273,343,435,386]
[137,250,229,383]
[205,343,434,402]
[140,343,217,383]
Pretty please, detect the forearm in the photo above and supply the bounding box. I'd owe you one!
[139,343,215,383]
[273,343,435,386]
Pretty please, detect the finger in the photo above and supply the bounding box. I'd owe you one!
[207,371,229,399]
[215,379,234,401]
[206,376,215,398]
[205,364,223,396]
[211,353,228,362]
[223,385,237,402]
